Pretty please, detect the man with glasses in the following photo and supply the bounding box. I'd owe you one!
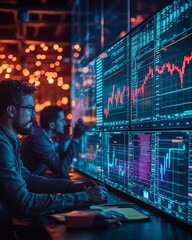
[20,105,85,178]
[0,80,108,236]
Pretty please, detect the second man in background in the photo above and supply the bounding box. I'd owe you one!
[21,105,85,178]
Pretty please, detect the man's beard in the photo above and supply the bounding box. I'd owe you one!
[13,120,33,135]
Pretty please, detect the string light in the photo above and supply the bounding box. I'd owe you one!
[61,97,68,105]
[0,42,70,93]
[5,73,10,79]
[57,55,62,60]
[53,44,59,50]
[66,113,72,120]
[62,84,70,90]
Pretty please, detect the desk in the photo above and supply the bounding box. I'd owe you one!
[36,170,192,240]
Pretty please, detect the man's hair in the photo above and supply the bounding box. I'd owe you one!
[40,105,64,130]
[0,80,36,116]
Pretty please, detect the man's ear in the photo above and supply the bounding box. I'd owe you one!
[7,105,16,118]
[49,122,55,130]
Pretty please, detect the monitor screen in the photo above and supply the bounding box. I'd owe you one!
[103,131,129,192]
[72,130,103,181]
[71,60,96,126]
[131,0,192,129]
[130,16,156,129]
[128,130,191,224]
[94,36,130,130]
[72,0,192,227]
[102,37,130,130]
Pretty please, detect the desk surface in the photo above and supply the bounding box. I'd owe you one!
[37,170,192,240]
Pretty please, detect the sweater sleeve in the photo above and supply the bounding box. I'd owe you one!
[21,160,73,193]
[0,140,89,219]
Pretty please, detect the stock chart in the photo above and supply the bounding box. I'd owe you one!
[155,131,190,221]
[103,131,129,192]
[73,130,103,181]
[131,0,192,129]
[102,36,130,130]
[128,130,191,223]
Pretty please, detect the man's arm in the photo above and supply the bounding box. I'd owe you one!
[0,141,107,219]
[59,139,80,177]
[0,141,87,218]
[21,119,86,177]
[59,118,87,177]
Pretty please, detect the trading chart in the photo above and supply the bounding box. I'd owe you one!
[155,0,192,128]
[102,36,130,130]
[155,131,191,222]
[131,0,192,129]
[131,17,156,129]
[103,131,129,192]
[73,130,103,181]
[128,130,192,223]
[128,132,156,203]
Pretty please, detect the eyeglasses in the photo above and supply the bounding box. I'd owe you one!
[15,105,35,115]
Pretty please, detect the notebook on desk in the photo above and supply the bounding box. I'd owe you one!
[91,206,149,221]
[49,206,150,228]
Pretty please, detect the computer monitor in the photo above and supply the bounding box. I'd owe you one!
[127,130,191,224]
[103,131,129,192]
[72,0,192,227]
[71,60,96,126]
[72,130,103,181]
[131,0,192,130]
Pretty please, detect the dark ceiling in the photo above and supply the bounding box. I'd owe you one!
[0,0,74,51]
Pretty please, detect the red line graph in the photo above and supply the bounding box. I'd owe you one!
[103,52,192,117]
[104,85,129,118]
[131,52,192,105]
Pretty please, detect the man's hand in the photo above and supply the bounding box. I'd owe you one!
[71,180,104,192]
[70,180,108,203]
[96,210,128,222]
[85,185,108,204]
[73,118,87,139]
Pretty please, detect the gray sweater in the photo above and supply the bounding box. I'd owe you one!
[0,124,88,229]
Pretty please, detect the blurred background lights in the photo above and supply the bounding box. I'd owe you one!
[62,97,68,105]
